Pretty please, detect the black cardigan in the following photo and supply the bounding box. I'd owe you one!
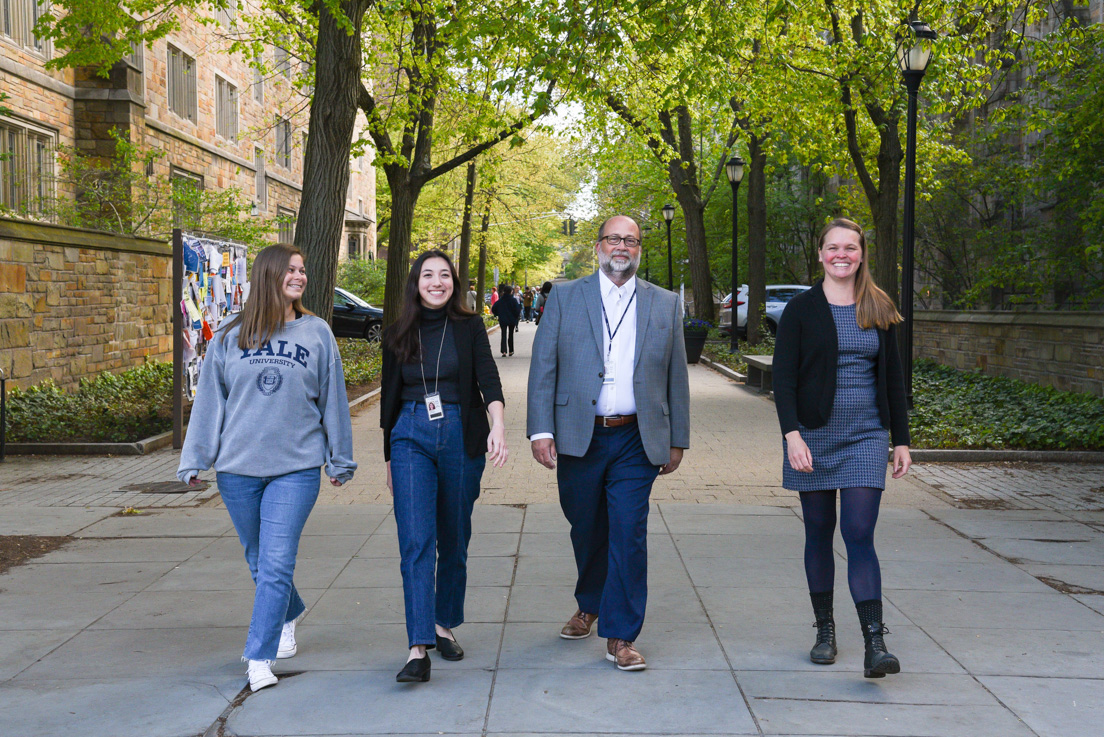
[773,281,910,447]
[381,314,505,461]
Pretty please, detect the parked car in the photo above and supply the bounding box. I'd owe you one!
[330,286,383,342]
[718,284,810,338]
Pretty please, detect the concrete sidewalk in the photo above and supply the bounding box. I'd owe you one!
[1,502,1103,737]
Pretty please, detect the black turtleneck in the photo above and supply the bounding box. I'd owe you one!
[400,306,461,404]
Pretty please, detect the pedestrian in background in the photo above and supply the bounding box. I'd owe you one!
[523,288,534,321]
[380,250,508,683]
[492,283,522,356]
[178,244,356,693]
[534,281,553,325]
[773,217,911,679]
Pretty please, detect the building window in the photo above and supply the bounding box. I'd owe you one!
[277,206,296,244]
[0,117,56,217]
[171,167,204,228]
[215,0,235,26]
[254,147,266,208]
[276,118,292,168]
[215,76,238,141]
[167,45,197,123]
[253,53,264,104]
[0,0,50,56]
[348,235,357,259]
[274,38,291,79]
[124,39,144,72]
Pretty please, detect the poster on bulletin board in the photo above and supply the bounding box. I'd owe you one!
[172,229,250,448]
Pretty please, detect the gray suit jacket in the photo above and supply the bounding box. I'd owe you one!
[526,273,691,466]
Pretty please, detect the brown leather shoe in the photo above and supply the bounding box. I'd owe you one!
[606,638,646,671]
[559,610,598,639]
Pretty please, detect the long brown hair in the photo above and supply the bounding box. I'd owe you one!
[818,218,902,330]
[385,249,474,363]
[222,243,314,350]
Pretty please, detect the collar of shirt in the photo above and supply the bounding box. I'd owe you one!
[598,270,636,305]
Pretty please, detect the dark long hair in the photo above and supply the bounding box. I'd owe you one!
[221,244,313,350]
[385,249,474,363]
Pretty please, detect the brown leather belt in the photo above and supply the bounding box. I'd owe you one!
[595,414,637,428]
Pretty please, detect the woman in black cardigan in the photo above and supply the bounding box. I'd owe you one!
[381,250,508,683]
[773,218,912,679]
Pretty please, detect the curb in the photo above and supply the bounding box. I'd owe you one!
[696,354,1104,465]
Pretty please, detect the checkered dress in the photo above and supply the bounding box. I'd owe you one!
[782,303,889,492]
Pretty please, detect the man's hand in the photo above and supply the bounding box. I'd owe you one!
[659,447,684,475]
[531,438,557,469]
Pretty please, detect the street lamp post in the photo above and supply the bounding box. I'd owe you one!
[662,203,675,291]
[725,156,745,352]
[897,19,937,409]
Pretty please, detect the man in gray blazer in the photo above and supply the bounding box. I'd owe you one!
[527,214,691,671]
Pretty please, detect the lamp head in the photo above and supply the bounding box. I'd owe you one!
[725,155,746,184]
[662,203,676,222]
[897,19,937,75]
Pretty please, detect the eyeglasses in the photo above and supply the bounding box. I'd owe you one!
[600,235,641,248]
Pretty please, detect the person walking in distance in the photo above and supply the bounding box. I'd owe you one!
[491,283,522,357]
[527,215,690,671]
[178,244,356,692]
[773,217,912,678]
[380,250,508,683]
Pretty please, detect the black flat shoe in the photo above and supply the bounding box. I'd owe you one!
[396,654,431,682]
[435,634,464,661]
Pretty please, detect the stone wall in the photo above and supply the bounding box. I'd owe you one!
[0,217,171,390]
[914,310,1104,397]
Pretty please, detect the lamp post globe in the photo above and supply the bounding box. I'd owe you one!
[662,203,676,291]
[726,156,745,352]
[897,18,937,409]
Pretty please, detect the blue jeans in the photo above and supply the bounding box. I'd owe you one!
[217,467,320,661]
[390,401,486,647]
[557,424,660,642]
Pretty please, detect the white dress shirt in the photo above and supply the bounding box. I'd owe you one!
[596,270,638,417]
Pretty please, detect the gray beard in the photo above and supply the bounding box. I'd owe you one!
[598,250,640,280]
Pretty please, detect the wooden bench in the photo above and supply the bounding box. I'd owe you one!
[744,355,773,394]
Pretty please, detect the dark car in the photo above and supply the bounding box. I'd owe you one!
[331,286,383,342]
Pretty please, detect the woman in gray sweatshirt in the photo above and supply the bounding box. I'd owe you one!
[177,244,356,692]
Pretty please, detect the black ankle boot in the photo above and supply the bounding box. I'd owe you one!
[809,591,837,665]
[856,599,900,678]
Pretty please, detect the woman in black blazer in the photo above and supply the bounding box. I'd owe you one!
[774,218,912,679]
[381,250,508,683]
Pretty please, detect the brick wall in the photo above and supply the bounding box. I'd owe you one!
[0,218,171,390]
[914,310,1104,397]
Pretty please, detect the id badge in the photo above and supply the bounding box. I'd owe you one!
[603,356,616,385]
[424,393,444,421]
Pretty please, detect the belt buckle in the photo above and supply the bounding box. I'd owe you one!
[602,415,618,427]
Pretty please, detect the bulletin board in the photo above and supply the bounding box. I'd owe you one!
[172,229,250,448]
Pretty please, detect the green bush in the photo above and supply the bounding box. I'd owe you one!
[338,338,383,387]
[701,336,776,375]
[337,258,386,305]
[6,360,173,443]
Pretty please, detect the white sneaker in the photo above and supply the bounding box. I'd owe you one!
[277,620,297,659]
[246,659,278,692]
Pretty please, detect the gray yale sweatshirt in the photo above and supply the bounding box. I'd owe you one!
[177,315,357,483]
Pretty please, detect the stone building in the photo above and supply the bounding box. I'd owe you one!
[0,0,376,259]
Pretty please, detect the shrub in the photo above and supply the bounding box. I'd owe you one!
[338,338,383,387]
[337,258,386,305]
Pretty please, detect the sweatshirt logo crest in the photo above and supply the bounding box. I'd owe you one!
[256,367,283,396]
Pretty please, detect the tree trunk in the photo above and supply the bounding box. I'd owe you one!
[475,203,491,313]
[871,119,902,307]
[670,191,713,322]
[382,173,423,324]
[296,0,368,322]
[746,132,767,345]
[457,160,477,290]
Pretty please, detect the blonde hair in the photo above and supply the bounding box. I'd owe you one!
[819,218,902,331]
[223,243,314,350]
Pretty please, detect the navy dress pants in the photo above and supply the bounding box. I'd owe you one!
[557,424,660,642]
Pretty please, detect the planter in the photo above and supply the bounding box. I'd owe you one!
[683,329,708,364]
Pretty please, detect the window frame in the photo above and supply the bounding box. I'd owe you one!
[167,43,198,124]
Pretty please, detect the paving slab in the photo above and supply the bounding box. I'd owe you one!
[304,586,508,626]
[880,560,1056,594]
[1073,594,1104,615]
[486,668,757,734]
[973,536,1104,566]
[887,589,1104,631]
[0,629,76,680]
[0,559,179,593]
[226,669,494,735]
[745,699,1035,737]
[0,506,113,536]
[672,533,808,560]
[922,626,1104,678]
[33,535,217,563]
[978,675,1104,737]
[285,622,503,672]
[1021,563,1104,593]
[933,517,1100,541]
[507,582,708,625]
[77,509,234,538]
[89,588,325,630]
[701,588,910,628]
[0,589,135,630]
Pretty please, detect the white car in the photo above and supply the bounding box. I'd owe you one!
[718,284,810,337]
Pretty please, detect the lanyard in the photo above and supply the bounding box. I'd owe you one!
[601,288,637,351]
[418,320,448,396]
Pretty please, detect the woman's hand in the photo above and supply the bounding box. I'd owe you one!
[487,422,509,467]
[891,445,912,479]
[386,461,393,495]
[786,431,814,473]
[330,477,343,487]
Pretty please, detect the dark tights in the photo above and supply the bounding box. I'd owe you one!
[799,487,882,603]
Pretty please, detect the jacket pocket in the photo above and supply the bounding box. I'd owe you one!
[555,393,570,406]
